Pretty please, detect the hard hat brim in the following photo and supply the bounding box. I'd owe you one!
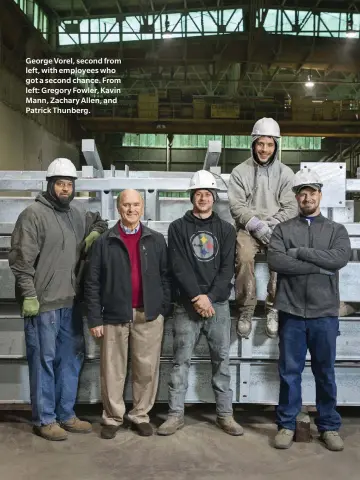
[292,183,323,194]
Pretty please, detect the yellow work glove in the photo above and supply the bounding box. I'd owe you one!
[84,231,101,253]
[22,297,40,317]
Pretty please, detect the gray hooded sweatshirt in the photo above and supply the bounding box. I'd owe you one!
[227,140,298,230]
[9,193,106,313]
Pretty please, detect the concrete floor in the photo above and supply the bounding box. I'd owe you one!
[0,406,359,480]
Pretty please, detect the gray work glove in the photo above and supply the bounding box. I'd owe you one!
[287,248,299,259]
[245,216,272,245]
[266,216,280,230]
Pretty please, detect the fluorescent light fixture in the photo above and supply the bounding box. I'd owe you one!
[346,30,357,38]
[346,14,357,38]
[305,75,314,88]
[163,15,172,39]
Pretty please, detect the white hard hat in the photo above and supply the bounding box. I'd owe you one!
[251,117,280,138]
[292,168,323,193]
[46,158,78,179]
[188,170,219,191]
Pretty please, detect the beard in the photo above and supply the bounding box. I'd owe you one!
[301,203,318,216]
[57,193,72,205]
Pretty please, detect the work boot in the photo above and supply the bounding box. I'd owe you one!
[216,416,244,436]
[101,425,120,440]
[157,416,185,436]
[339,301,358,317]
[237,306,255,338]
[60,417,92,433]
[265,308,278,338]
[132,422,153,437]
[320,431,344,451]
[33,423,68,441]
[274,429,294,449]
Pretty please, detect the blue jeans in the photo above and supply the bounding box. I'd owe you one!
[276,312,341,432]
[24,306,84,426]
[168,301,233,417]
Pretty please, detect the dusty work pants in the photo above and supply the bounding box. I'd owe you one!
[168,302,233,417]
[235,230,277,309]
[101,309,164,426]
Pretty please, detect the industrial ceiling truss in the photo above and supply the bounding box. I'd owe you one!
[2,0,360,136]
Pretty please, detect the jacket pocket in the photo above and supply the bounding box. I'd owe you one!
[307,274,337,310]
[142,246,159,275]
[40,269,76,304]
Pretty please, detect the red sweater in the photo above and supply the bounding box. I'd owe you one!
[119,224,143,308]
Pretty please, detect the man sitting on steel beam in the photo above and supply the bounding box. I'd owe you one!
[267,168,351,451]
[157,170,243,437]
[84,189,171,439]
[228,117,298,339]
[9,158,107,441]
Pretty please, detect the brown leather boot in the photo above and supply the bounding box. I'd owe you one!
[33,423,68,441]
[216,416,244,436]
[60,417,92,433]
[157,416,185,436]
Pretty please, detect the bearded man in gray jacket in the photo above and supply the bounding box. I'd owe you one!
[228,118,298,339]
[267,168,351,451]
[9,158,107,441]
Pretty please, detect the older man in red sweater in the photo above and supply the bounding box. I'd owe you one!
[85,189,171,439]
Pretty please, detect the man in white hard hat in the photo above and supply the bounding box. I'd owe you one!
[9,158,107,441]
[228,118,298,339]
[267,168,351,452]
[85,190,171,439]
[158,170,243,437]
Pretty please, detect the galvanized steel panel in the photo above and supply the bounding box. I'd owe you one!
[3,314,360,363]
[239,363,360,406]
[240,317,360,361]
[78,362,240,404]
[0,363,30,403]
[0,262,15,299]
[0,237,11,250]
[300,162,346,208]
[0,198,102,223]
[2,260,360,302]
[0,309,24,359]
[83,316,240,360]
[0,168,360,407]
[0,361,358,405]
[158,198,190,221]
[332,201,355,223]
[0,361,239,404]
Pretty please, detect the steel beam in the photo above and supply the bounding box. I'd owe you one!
[81,139,104,175]
[56,2,360,19]
[78,117,360,137]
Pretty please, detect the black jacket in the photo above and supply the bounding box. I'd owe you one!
[84,223,172,328]
[267,214,351,318]
[168,211,235,316]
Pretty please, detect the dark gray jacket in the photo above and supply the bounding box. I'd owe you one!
[267,214,351,318]
[9,194,107,313]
